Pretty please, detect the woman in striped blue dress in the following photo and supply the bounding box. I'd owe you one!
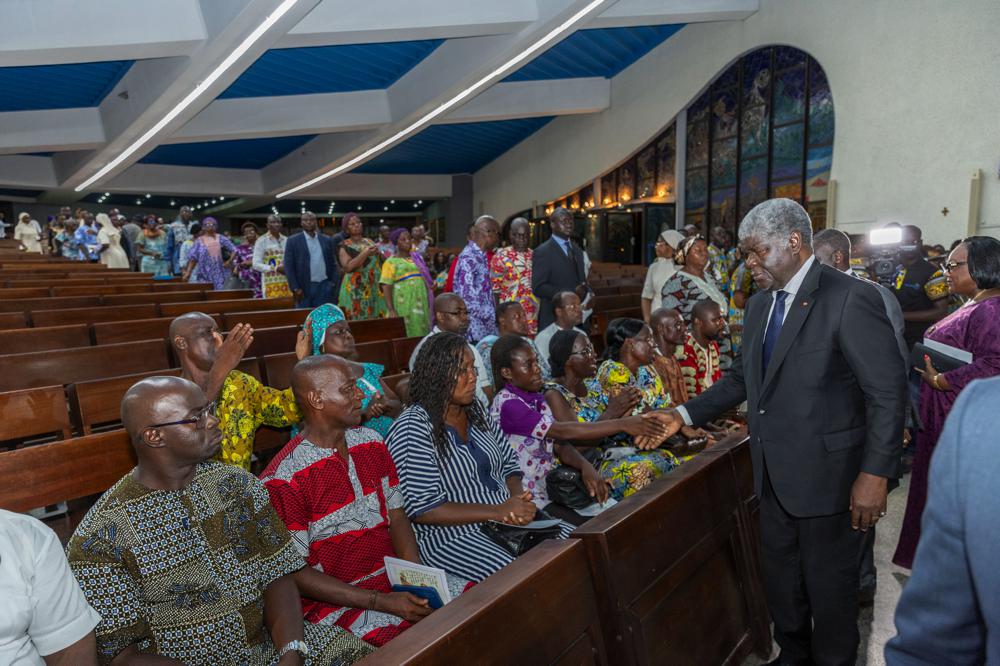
[386,331,572,582]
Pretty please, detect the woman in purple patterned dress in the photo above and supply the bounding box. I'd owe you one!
[893,237,1000,568]
[183,217,236,290]
[232,222,261,297]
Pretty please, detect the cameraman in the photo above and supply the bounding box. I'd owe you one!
[890,224,949,348]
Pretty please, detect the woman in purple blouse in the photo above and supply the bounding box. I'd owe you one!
[893,237,1000,568]
[488,335,670,525]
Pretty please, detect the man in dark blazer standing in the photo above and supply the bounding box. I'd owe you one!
[662,199,906,665]
[283,211,339,308]
[532,207,591,330]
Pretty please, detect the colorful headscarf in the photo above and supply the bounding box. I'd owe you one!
[307,303,346,355]
[675,234,704,266]
[389,227,407,245]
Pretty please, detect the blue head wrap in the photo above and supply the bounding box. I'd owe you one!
[307,303,346,355]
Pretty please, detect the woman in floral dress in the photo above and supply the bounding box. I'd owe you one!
[380,229,431,337]
[338,213,387,320]
[490,218,538,334]
[233,222,262,297]
[183,217,236,289]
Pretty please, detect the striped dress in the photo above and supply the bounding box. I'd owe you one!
[385,405,571,582]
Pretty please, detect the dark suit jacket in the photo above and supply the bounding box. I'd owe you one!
[885,377,1000,665]
[683,260,906,517]
[283,231,339,295]
[532,236,588,330]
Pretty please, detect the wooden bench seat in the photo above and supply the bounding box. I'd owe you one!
[0,385,73,443]
[0,339,171,391]
[0,312,27,329]
[159,297,293,317]
[0,323,91,354]
[361,539,608,665]
[31,304,160,327]
[89,317,204,346]
[0,286,52,299]
[100,292,204,307]
[0,295,102,313]
[571,436,768,665]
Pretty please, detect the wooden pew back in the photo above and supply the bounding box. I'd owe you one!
[360,540,608,666]
[0,312,27,330]
[0,324,91,354]
[159,297,293,317]
[68,369,183,435]
[30,304,160,327]
[0,385,73,442]
[0,340,171,391]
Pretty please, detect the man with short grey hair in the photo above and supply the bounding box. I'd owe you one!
[660,199,906,665]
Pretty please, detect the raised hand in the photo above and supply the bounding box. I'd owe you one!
[295,318,313,360]
[217,323,253,373]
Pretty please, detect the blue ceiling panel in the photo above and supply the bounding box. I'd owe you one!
[355,117,555,174]
[219,40,442,98]
[139,135,316,169]
[504,25,684,81]
[0,60,133,111]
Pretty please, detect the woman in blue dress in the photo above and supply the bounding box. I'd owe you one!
[387,331,573,582]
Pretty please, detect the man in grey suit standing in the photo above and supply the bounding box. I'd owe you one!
[532,207,591,330]
[661,199,906,665]
[886,376,1000,664]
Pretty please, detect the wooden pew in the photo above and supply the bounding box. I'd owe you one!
[351,317,407,343]
[355,340,397,374]
[570,436,769,665]
[0,286,51,299]
[0,323,91,354]
[0,312,28,330]
[0,430,136,514]
[0,295,101,313]
[0,385,73,443]
[204,289,254,300]
[0,340,171,391]
[68,369,183,435]
[221,308,309,330]
[31,304,160,327]
[101,292,205,307]
[244,326,299,358]
[360,540,608,665]
[261,353,297,390]
[159,297,293,317]
[91,315,224,346]
[391,336,422,372]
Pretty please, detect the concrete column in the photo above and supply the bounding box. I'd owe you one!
[447,174,474,245]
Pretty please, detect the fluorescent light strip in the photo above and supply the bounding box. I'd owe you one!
[75,0,301,192]
[276,0,606,198]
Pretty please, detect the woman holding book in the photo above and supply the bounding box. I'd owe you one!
[893,236,1000,568]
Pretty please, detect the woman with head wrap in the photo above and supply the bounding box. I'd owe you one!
[183,216,236,289]
[660,234,734,370]
[379,228,432,337]
[14,212,43,254]
[134,216,171,275]
[337,212,387,320]
[303,303,403,436]
[95,213,129,268]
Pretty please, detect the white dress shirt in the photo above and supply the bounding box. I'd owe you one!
[0,510,101,664]
[677,256,815,425]
[252,233,287,274]
[642,258,679,312]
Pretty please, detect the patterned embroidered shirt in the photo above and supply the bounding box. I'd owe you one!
[215,370,301,470]
[491,384,558,509]
[452,240,497,343]
[66,462,373,666]
[675,332,722,399]
[489,247,538,335]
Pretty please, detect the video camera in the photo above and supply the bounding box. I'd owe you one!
[868,226,921,287]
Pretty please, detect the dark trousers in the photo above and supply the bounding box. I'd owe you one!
[859,527,876,591]
[760,464,863,666]
[298,279,333,308]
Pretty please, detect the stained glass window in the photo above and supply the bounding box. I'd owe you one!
[684,46,834,236]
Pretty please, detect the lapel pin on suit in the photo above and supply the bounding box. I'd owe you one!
[801,301,809,307]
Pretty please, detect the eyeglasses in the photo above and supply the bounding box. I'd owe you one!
[570,347,596,358]
[942,261,967,272]
[146,401,217,430]
[440,309,469,317]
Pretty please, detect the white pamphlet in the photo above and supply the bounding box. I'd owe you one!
[575,498,618,518]
[383,556,452,604]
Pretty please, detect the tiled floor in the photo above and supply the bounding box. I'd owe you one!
[743,472,912,666]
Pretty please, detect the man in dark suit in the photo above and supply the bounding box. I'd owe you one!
[283,211,339,308]
[885,376,1000,665]
[662,199,906,665]
[532,207,591,330]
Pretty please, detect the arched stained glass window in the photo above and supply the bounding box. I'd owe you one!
[684,45,834,235]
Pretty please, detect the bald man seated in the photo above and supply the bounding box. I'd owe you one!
[170,312,308,469]
[408,293,493,404]
[65,376,373,666]
[261,356,470,648]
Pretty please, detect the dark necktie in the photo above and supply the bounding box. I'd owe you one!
[761,290,786,377]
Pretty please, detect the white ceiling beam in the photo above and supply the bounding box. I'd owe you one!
[53,0,325,192]
[104,163,263,197]
[278,0,539,48]
[0,0,206,66]
[0,155,58,188]
[443,77,610,123]
[299,173,453,198]
[0,108,105,155]
[589,0,758,28]
[262,0,621,196]
[169,89,390,143]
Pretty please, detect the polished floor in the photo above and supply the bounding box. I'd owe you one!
[744,471,912,666]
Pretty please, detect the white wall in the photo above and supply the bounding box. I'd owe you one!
[473,0,1000,246]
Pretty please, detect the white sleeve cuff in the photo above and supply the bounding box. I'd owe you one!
[675,405,694,427]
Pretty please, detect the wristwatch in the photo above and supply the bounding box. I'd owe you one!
[278,639,310,659]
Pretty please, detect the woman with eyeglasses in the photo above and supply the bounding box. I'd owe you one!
[302,304,402,437]
[893,236,1000,569]
[660,235,734,369]
[386,332,573,582]
[543,328,682,501]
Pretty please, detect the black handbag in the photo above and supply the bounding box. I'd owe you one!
[545,448,605,510]
[480,512,562,556]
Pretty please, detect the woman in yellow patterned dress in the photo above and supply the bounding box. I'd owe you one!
[380,229,431,337]
[337,212,387,320]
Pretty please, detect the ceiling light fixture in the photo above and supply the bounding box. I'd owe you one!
[74,0,303,192]
[145,193,151,198]
[169,199,176,206]
[275,0,606,199]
